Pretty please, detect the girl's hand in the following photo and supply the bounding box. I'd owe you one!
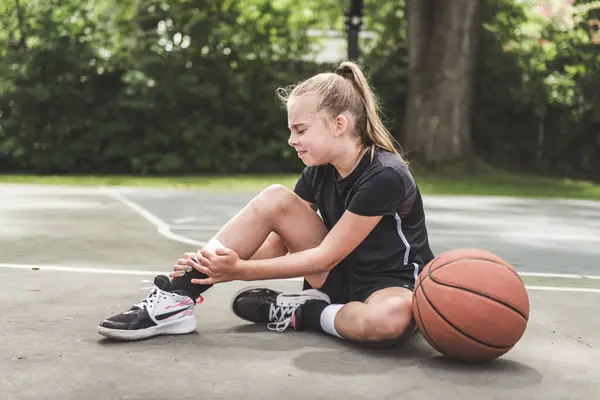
[170,252,199,279]
[191,247,243,285]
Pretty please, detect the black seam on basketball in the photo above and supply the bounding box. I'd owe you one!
[418,275,447,355]
[420,280,512,350]
[414,282,444,355]
[428,261,529,322]
[432,256,521,281]
[429,276,529,322]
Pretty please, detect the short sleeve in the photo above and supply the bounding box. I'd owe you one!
[293,167,316,204]
[347,168,406,216]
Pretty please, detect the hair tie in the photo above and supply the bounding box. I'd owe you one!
[334,65,353,80]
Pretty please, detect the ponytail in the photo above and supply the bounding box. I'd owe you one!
[334,62,406,163]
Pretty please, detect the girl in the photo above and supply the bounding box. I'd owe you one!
[98,61,435,343]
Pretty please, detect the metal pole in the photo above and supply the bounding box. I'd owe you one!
[345,0,363,61]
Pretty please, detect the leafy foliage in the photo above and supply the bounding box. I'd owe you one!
[471,0,600,179]
[0,0,325,174]
[363,0,600,180]
[1,0,599,180]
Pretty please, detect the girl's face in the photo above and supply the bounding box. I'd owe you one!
[287,94,342,166]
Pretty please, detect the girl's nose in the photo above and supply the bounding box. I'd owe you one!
[288,132,297,147]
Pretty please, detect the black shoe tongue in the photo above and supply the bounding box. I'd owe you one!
[154,274,171,291]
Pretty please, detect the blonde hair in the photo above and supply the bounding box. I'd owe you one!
[277,61,406,163]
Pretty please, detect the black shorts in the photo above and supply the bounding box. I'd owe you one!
[303,263,421,304]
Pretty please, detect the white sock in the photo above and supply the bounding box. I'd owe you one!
[203,237,225,252]
[319,304,344,339]
[193,238,225,263]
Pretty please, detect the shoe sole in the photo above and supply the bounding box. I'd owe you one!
[277,289,331,306]
[229,285,331,322]
[97,315,197,341]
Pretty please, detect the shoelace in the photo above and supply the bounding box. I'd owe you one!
[132,286,160,310]
[266,303,300,333]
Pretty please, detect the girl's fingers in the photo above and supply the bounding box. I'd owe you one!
[200,249,218,262]
[215,248,231,256]
[169,270,185,278]
[195,253,210,267]
[191,264,215,278]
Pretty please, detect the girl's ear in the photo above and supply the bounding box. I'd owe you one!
[334,114,349,137]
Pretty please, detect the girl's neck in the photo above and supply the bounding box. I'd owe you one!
[331,144,368,179]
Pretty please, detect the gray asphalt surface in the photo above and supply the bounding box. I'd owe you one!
[1,184,599,400]
[118,187,600,276]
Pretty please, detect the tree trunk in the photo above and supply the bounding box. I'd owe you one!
[402,0,481,167]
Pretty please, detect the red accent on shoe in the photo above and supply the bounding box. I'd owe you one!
[196,295,204,304]
[291,310,296,329]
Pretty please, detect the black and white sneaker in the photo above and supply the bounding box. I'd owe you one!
[98,275,197,341]
[230,286,331,332]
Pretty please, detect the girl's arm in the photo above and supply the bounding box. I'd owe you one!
[239,211,383,281]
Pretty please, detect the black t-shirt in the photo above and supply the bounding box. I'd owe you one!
[294,147,435,282]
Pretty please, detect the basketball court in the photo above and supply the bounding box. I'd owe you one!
[1,184,599,400]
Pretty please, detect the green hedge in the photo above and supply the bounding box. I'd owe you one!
[0,0,328,174]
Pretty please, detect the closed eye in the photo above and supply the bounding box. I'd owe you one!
[288,122,308,133]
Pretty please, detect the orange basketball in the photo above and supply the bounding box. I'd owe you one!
[412,248,530,362]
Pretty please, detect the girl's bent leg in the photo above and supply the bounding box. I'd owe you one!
[212,184,327,259]
[99,185,329,341]
[326,287,414,343]
[171,184,329,294]
[261,287,414,343]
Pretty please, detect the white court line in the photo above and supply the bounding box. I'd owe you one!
[0,263,166,276]
[169,225,223,231]
[525,286,600,293]
[101,188,206,248]
[519,272,600,280]
[2,263,600,293]
[101,188,599,281]
[426,228,600,242]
